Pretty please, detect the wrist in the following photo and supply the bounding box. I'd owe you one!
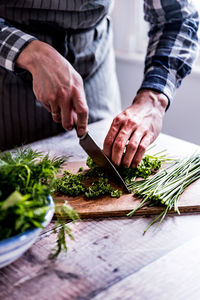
[136,89,169,112]
[16,40,50,73]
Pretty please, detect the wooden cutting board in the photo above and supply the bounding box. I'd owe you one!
[53,161,200,218]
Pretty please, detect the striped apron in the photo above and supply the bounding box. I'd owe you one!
[0,1,121,150]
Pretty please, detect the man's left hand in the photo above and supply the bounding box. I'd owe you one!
[103,89,168,168]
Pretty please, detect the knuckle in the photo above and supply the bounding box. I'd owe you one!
[105,137,113,148]
[58,87,68,99]
[80,105,88,115]
[47,94,57,103]
[113,115,123,126]
[127,118,137,128]
[127,141,137,152]
[78,109,88,122]
[73,75,83,90]
[138,143,147,153]
[113,141,123,152]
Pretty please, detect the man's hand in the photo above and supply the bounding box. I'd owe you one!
[16,40,88,136]
[103,90,168,168]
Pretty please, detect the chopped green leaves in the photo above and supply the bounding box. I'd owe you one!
[56,171,86,196]
[56,157,123,199]
[56,153,166,200]
[85,178,122,198]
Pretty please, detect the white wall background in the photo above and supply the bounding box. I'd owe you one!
[112,0,200,145]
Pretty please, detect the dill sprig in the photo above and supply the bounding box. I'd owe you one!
[49,202,80,259]
[0,148,77,259]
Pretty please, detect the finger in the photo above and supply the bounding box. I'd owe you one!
[131,134,151,168]
[110,124,135,166]
[73,88,88,136]
[52,112,61,123]
[60,99,74,131]
[103,115,125,158]
[122,130,144,168]
[49,102,61,123]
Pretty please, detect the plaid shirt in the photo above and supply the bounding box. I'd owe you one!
[0,0,199,106]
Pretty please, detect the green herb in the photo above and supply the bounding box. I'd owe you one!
[49,201,80,259]
[0,148,79,257]
[56,156,122,199]
[85,177,122,198]
[56,171,85,196]
[127,154,200,233]
[56,152,166,199]
[120,152,169,186]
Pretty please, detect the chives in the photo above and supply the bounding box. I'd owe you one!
[127,154,200,232]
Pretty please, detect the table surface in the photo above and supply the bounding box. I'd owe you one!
[1,119,200,300]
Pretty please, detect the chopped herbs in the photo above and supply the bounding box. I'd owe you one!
[120,153,168,186]
[85,178,122,198]
[56,153,166,199]
[56,171,86,196]
[56,155,123,199]
[56,168,122,199]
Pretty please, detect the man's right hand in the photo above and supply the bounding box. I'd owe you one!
[16,40,88,136]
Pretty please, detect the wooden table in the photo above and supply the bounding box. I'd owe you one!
[1,119,200,300]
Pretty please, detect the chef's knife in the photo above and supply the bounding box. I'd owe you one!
[79,131,130,193]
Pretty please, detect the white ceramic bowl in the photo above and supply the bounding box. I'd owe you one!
[0,196,54,269]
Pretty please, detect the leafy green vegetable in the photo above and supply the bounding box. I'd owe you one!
[0,147,80,257]
[127,153,200,233]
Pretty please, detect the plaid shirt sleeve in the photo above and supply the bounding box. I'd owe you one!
[139,0,199,106]
[0,18,37,72]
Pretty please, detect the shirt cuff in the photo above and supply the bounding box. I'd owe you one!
[138,66,179,109]
[0,26,37,72]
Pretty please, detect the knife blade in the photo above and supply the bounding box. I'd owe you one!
[79,132,130,193]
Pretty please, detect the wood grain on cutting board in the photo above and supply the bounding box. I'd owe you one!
[53,161,200,218]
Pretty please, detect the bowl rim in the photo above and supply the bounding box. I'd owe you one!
[0,195,55,247]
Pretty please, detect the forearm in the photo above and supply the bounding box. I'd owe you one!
[140,0,199,106]
[16,40,58,73]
